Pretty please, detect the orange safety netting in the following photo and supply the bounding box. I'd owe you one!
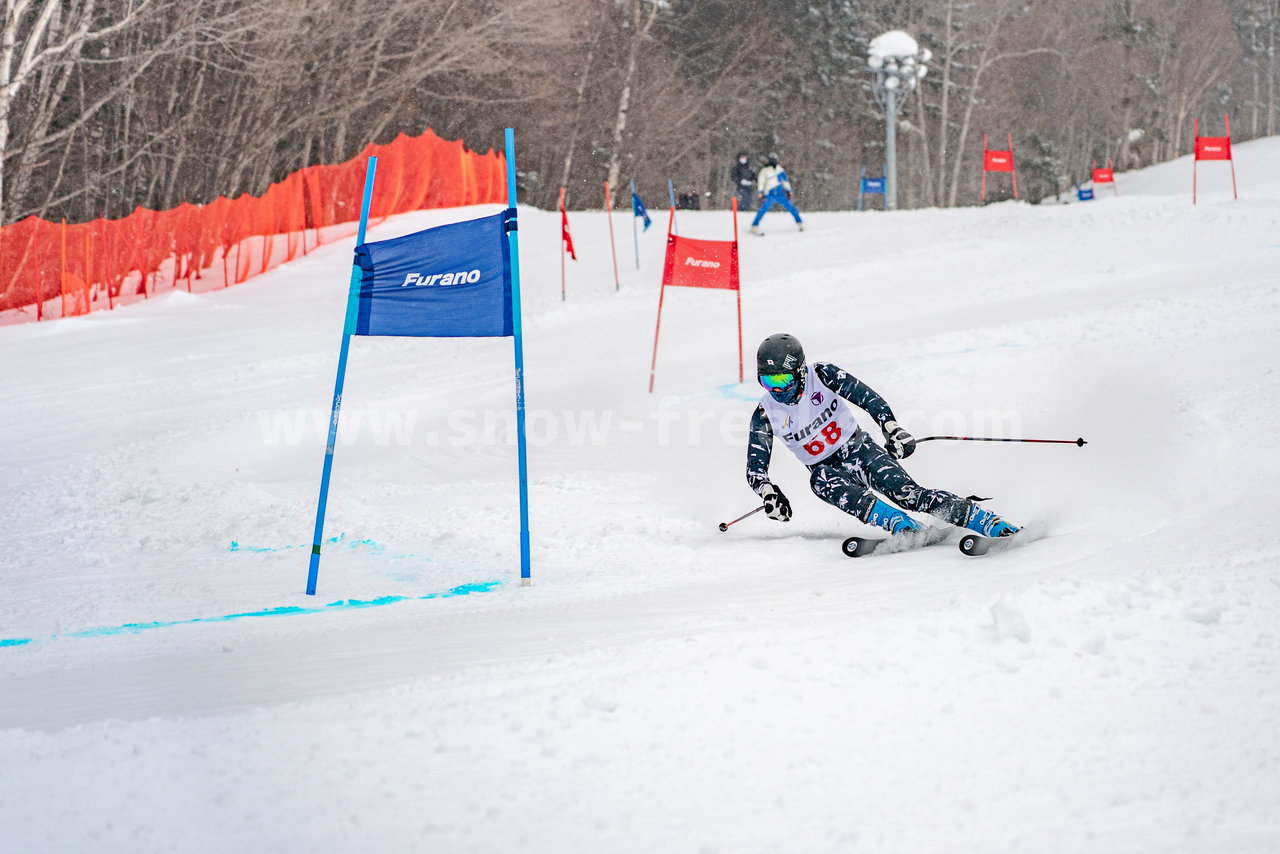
[0,128,507,323]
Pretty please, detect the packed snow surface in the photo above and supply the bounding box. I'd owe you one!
[3,139,1280,852]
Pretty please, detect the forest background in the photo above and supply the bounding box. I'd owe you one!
[3,0,1277,224]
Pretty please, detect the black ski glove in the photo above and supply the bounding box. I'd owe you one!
[882,420,916,460]
[760,483,792,521]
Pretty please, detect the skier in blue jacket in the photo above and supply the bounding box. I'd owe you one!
[746,333,1019,538]
[749,153,803,235]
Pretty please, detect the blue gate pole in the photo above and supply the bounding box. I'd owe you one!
[857,165,866,211]
[630,178,640,270]
[306,157,378,596]
[505,128,532,586]
[667,178,678,234]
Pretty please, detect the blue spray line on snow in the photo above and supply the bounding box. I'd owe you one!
[230,532,349,554]
[228,531,422,559]
[0,580,501,649]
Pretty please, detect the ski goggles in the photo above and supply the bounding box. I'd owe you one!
[758,372,798,393]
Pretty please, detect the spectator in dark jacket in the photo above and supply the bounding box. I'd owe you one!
[731,152,756,212]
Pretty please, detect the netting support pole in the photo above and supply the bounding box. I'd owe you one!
[59,218,67,319]
[86,229,97,309]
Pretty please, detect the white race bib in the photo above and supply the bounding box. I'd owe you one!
[760,364,860,464]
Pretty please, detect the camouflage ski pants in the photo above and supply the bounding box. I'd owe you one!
[809,435,970,526]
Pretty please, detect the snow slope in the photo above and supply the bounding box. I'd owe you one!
[2,137,1279,853]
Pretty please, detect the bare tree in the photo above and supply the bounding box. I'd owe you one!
[605,0,663,196]
[1,0,165,222]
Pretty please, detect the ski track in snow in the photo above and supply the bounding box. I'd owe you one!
[2,139,1280,852]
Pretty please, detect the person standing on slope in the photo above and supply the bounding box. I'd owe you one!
[731,152,757,212]
[746,333,1019,538]
[749,153,803,235]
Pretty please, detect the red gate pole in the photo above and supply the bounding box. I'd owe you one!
[1008,134,1019,199]
[732,197,742,383]
[604,181,620,291]
[648,208,677,393]
[981,134,988,201]
[648,279,667,394]
[558,186,566,302]
[1226,114,1238,200]
[1193,118,1199,205]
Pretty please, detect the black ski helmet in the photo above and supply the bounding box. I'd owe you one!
[757,334,805,403]
[757,333,804,375]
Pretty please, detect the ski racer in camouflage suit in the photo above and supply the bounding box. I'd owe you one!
[746,333,1018,538]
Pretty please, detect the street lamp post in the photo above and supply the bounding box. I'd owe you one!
[868,31,930,211]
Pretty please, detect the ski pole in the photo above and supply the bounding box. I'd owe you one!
[718,506,764,532]
[917,435,1087,446]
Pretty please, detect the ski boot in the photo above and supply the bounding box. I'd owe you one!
[866,498,920,535]
[963,504,1019,538]
[749,225,762,236]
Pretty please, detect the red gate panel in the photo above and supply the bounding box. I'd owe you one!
[983,150,1014,172]
[1194,137,1232,161]
[661,234,739,291]
[981,133,1018,201]
[1192,116,1238,204]
[649,203,743,392]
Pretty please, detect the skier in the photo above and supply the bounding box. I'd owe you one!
[746,333,1018,539]
[731,152,757,212]
[749,153,803,235]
